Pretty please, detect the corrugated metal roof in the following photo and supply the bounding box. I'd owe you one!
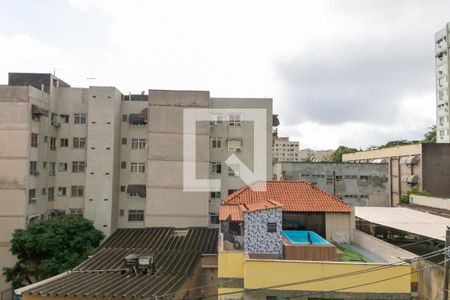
[224,181,352,213]
[23,227,218,299]
[355,207,450,241]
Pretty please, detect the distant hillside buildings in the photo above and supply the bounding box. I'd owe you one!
[435,23,450,143]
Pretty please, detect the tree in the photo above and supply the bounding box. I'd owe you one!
[377,140,413,149]
[3,216,104,289]
[423,125,436,144]
[399,187,430,204]
[329,146,358,163]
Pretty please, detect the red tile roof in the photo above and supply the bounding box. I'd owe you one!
[219,200,283,222]
[223,181,352,213]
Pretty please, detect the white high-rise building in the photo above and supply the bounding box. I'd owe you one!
[435,23,450,143]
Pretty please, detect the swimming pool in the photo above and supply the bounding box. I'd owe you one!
[283,230,330,245]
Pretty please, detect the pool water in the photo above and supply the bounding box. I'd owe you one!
[283,230,330,245]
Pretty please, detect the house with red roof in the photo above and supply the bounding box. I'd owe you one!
[220,181,354,254]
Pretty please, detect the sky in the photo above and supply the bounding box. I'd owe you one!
[0,0,448,150]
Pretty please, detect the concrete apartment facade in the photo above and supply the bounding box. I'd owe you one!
[274,162,390,207]
[273,136,300,162]
[0,73,273,297]
[435,23,450,143]
[342,143,450,205]
[147,91,273,227]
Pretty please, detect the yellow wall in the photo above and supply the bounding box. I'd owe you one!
[218,251,245,278]
[244,259,411,294]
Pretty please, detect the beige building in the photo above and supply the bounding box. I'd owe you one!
[435,23,450,143]
[0,73,273,298]
[343,143,450,205]
[273,136,300,162]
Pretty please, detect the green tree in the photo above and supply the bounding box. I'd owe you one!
[329,146,358,163]
[3,216,104,289]
[423,125,436,144]
[377,140,413,149]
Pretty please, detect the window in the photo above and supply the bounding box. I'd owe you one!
[49,162,56,176]
[72,161,86,173]
[28,189,36,203]
[30,161,38,176]
[227,139,242,152]
[60,138,69,147]
[31,133,38,147]
[73,137,86,149]
[130,162,145,173]
[48,187,55,201]
[74,113,87,124]
[69,209,83,217]
[122,114,128,122]
[228,113,241,126]
[50,137,57,150]
[131,138,146,149]
[267,222,277,233]
[121,161,127,169]
[120,186,126,192]
[121,138,127,145]
[211,162,222,174]
[58,187,66,196]
[210,213,219,224]
[128,210,144,222]
[228,189,237,195]
[119,209,125,217]
[71,186,84,197]
[440,130,445,137]
[58,163,67,172]
[42,188,46,195]
[335,175,342,181]
[44,136,48,143]
[210,113,222,125]
[360,175,369,181]
[43,162,47,169]
[211,137,222,149]
[228,164,240,177]
[51,113,58,126]
[440,117,445,125]
[326,175,333,184]
[439,77,447,87]
[60,114,69,123]
[210,191,221,198]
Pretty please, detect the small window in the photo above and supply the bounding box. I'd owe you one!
[228,164,240,177]
[210,162,222,174]
[210,213,219,224]
[74,113,87,124]
[130,162,145,173]
[72,161,86,173]
[58,187,67,196]
[128,210,144,222]
[58,163,68,172]
[211,137,222,149]
[60,138,69,147]
[60,114,69,123]
[71,186,84,197]
[69,209,83,217]
[119,209,125,217]
[228,113,241,126]
[210,113,222,125]
[28,189,36,203]
[120,186,126,192]
[42,188,46,195]
[73,137,87,149]
[210,191,221,198]
[48,162,56,176]
[228,189,237,195]
[30,161,38,176]
[48,187,55,201]
[227,139,242,152]
[267,222,277,233]
[122,114,128,122]
[131,138,146,150]
[44,136,48,143]
[50,137,57,150]
[121,161,127,169]
[31,133,39,147]
[121,138,127,145]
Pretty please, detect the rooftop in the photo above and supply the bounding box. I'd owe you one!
[19,227,218,299]
[219,200,283,222]
[224,181,352,213]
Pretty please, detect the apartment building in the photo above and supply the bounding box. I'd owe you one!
[342,143,450,205]
[274,162,390,206]
[0,73,273,297]
[298,148,334,162]
[273,136,300,162]
[147,91,273,227]
[435,23,450,143]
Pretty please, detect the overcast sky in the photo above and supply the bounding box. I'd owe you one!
[0,0,448,150]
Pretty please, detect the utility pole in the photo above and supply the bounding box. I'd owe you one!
[444,226,450,300]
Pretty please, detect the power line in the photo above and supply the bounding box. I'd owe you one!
[153,247,447,299]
